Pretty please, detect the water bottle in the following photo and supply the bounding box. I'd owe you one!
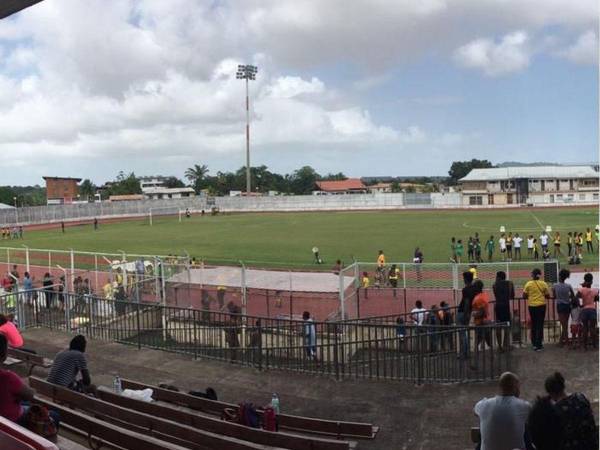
[113,375,122,394]
[271,393,280,414]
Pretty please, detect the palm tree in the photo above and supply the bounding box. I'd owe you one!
[185,164,209,192]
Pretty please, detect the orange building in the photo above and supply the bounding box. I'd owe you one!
[43,176,82,205]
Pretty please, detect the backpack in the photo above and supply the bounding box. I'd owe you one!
[22,404,58,439]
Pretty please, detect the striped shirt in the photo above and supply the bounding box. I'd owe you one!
[47,349,88,387]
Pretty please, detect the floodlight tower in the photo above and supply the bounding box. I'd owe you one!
[236,64,258,195]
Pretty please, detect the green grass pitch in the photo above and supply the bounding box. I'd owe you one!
[8,207,599,268]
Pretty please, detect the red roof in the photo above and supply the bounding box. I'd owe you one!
[315,178,366,192]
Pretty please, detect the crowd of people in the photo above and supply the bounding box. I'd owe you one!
[451,227,598,264]
[400,268,598,354]
[1,226,23,240]
[475,371,597,450]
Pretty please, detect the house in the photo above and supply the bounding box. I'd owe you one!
[42,176,82,205]
[459,165,599,206]
[139,177,195,200]
[368,183,392,194]
[142,187,195,200]
[313,178,367,195]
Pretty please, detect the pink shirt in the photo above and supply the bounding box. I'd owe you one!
[578,287,599,310]
[0,322,23,348]
[0,369,24,421]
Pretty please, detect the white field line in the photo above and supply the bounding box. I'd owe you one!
[529,211,546,231]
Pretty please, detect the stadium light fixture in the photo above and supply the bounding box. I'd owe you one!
[236,64,258,195]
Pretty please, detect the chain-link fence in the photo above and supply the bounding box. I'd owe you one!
[340,260,560,320]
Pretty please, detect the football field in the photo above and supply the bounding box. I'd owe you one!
[9,206,598,268]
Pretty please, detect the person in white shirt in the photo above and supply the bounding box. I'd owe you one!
[539,232,549,252]
[498,235,507,261]
[474,372,531,450]
[410,300,427,326]
[513,233,523,261]
[526,235,535,258]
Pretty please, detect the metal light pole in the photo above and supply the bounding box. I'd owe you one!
[13,196,17,225]
[236,64,258,195]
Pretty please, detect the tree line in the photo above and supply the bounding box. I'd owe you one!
[0,159,494,206]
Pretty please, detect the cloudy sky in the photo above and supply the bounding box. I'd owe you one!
[0,0,598,185]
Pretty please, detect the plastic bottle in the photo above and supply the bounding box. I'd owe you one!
[113,375,122,394]
[270,393,280,414]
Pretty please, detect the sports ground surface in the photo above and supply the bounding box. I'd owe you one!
[11,206,599,268]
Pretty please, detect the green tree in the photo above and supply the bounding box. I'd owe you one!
[390,181,402,193]
[78,179,96,201]
[163,176,185,188]
[107,172,142,196]
[289,166,320,194]
[185,164,209,193]
[321,172,347,181]
[448,159,493,185]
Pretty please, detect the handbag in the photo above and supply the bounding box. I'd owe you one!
[22,404,58,439]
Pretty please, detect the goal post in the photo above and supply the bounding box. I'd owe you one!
[147,206,181,226]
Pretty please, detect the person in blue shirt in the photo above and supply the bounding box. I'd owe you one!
[23,271,33,304]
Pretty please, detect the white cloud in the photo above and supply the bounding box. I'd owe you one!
[557,30,598,65]
[0,0,594,182]
[454,31,531,76]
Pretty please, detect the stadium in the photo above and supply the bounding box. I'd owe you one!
[0,2,598,450]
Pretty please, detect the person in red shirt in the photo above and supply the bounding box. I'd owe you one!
[0,334,34,422]
[0,315,23,348]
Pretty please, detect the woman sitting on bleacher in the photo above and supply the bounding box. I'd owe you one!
[47,335,96,394]
[0,314,24,349]
[0,334,35,422]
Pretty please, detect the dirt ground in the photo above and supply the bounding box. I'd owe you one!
[19,328,599,450]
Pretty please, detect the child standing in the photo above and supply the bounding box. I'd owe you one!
[527,235,534,258]
[569,299,582,349]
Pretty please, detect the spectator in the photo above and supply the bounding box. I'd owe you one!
[10,265,19,287]
[553,232,562,258]
[457,271,476,358]
[0,314,23,348]
[388,264,400,288]
[410,300,427,326]
[539,231,549,254]
[506,232,513,261]
[0,334,35,422]
[332,259,342,275]
[492,271,514,351]
[42,272,54,309]
[552,269,575,347]
[302,311,317,360]
[438,301,454,350]
[527,234,534,258]
[527,396,563,450]
[395,317,406,351]
[522,268,550,351]
[23,272,33,305]
[474,371,531,450]
[569,297,583,349]
[576,273,598,350]
[47,335,95,394]
[427,304,440,352]
[361,271,370,288]
[471,280,491,350]
[544,372,598,450]
[450,237,457,262]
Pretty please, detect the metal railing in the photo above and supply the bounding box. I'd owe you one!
[0,289,516,383]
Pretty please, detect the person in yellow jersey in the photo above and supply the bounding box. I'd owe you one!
[585,227,593,254]
[102,281,113,300]
[361,272,370,288]
[522,268,551,351]
[375,250,386,287]
[553,232,561,258]
[468,264,478,280]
